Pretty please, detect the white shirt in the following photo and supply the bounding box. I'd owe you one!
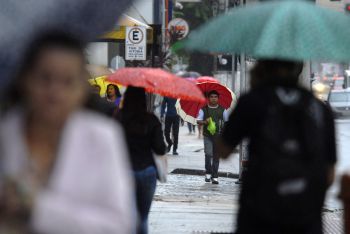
[197,105,229,122]
[0,109,136,234]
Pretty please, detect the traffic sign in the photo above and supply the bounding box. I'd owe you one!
[125,26,147,60]
[168,18,190,40]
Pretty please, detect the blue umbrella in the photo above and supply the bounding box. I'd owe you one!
[0,0,133,86]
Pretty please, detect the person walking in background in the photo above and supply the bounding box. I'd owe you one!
[187,122,196,135]
[197,90,228,185]
[0,32,135,234]
[161,97,180,155]
[117,86,167,234]
[217,60,336,234]
[106,84,122,111]
[85,84,115,117]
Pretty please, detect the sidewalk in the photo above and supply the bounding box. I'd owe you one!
[149,125,239,234]
[149,125,344,234]
[166,125,239,175]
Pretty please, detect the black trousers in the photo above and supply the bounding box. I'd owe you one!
[164,116,180,152]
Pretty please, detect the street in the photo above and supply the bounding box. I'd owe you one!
[149,119,348,234]
[326,118,350,210]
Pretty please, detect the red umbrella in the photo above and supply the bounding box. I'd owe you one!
[196,76,218,83]
[107,68,206,103]
[176,76,236,124]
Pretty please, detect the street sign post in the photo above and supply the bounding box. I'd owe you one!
[125,26,147,61]
[236,53,249,184]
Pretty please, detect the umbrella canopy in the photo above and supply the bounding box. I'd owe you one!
[176,77,236,125]
[107,68,206,103]
[0,0,133,87]
[88,76,123,97]
[184,0,350,62]
[196,76,218,84]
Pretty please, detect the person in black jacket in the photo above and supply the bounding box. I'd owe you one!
[217,60,336,234]
[117,86,166,234]
[161,97,180,155]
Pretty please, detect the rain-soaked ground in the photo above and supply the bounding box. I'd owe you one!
[325,118,350,210]
[150,174,239,234]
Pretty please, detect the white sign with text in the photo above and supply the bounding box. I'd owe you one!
[125,26,147,61]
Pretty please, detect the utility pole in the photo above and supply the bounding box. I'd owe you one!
[230,0,248,184]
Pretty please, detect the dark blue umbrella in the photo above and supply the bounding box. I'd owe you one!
[0,0,133,86]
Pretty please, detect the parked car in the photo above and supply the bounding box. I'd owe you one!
[328,89,350,117]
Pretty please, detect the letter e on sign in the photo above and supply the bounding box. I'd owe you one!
[128,28,144,45]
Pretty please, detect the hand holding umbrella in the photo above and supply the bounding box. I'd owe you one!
[176,76,236,125]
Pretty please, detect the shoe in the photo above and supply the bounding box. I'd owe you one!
[167,143,172,153]
[205,174,211,183]
[173,151,179,156]
[212,178,219,184]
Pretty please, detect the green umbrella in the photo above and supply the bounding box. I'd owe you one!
[184,0,350,62]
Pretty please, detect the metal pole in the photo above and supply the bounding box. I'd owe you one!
[231,55,236,93]
[235,54,248,184]
[301,61,312,90]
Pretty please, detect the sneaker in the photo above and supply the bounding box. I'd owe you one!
[212,178,219,184]
[205,174,211,183]
[173,151,179,156]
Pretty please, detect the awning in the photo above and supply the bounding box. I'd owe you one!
[101,14,153,42]
[118,14,151,29]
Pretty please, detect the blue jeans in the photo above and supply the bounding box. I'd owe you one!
[134,166,157,234]
[204,136,220,178]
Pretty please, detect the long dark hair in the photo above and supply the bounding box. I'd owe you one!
[250,59,304,89]
[2,31,86,110]
[106,84,122,98]
[118,86,149,136]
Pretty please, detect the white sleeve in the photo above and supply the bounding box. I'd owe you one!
[32,119,136,234]
[197,109,204,121]
[223,110,229,122]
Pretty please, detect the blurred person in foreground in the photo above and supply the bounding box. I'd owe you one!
[197,90,229,185]
[217,60,336,234]
[0,32,135,234]
[117,86,167,234]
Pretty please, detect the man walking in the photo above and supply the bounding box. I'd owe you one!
[217,60,336,234]
[197,90,228,184]
[161,97,180,155]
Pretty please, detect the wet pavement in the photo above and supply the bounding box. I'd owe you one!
[149,119,349,233]
[150,126,239,234]
[149,174,238,234]
[325,118,350,210]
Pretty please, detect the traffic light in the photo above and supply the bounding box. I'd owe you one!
[346,4,350,13]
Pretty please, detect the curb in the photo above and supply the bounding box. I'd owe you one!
[171,168,239,179]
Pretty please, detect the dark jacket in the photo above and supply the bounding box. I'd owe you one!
[222,86,336,233]
[161,97,178,117]
[85,93,116,117]
[202,105,225,137]
[117,112,167,171]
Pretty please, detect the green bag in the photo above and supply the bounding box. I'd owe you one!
[207,117,216,135]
